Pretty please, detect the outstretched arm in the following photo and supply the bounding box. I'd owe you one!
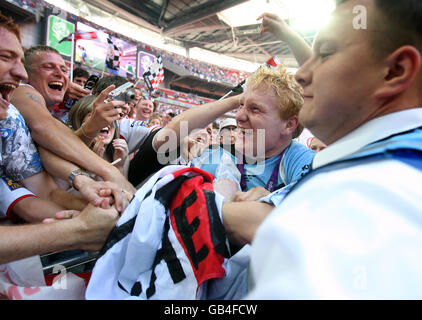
[38,147,132,213]
[21,171,87,213]
[222,201,274,246]
[0,204,118,264]
[12,196,65,223]
[213,179,274,246]
[10,85,134,194]
[154,94,241,151]
[258,12,312,66]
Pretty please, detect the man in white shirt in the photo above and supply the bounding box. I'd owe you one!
[247,0,422,299]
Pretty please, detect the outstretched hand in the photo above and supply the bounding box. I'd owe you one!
[44,205,120,252]
[43,209,81,223]
[257,12,292,40]
[64,82,90,100]
[213,179,240,203]
[232,186,270,202]
[83,85,126,135]
[72,174,133,213]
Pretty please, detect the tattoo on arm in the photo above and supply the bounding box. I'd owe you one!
[25,92,44,106]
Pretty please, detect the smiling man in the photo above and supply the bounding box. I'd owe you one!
[10,46,134,211]
[23,46,69,109]
[192,65,315,192]
[0,29,24,119]
[0,20,90,222]
[0,13,120,267]
[135,97,154,122]
[247,0,422,299]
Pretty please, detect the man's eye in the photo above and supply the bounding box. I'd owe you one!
[318,49,335,60]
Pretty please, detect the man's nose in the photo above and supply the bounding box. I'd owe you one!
[53,65,66,77]
[295,59,313,89]
[235,106,247,121]
[11,60,28,82]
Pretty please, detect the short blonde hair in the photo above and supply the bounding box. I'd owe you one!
[246,64,304,138]
[246,64,304,119]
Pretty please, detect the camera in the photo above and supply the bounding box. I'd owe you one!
[108,82,136,104]
[84,75,99,90]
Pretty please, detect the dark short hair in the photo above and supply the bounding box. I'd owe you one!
[336,0,422,58]
[24,45,60,71]
[92,75,127,95]
[73,67,90,79]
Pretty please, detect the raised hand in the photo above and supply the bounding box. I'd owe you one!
[81,85,125,137]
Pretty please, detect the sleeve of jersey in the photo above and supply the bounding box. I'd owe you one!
[1,106,43,181]
[282,142,315,185]
[0,177,36,220]
[119,118,156,154]
[258,181,297,207]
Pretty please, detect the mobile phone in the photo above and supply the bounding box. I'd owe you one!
[84,75,99,90]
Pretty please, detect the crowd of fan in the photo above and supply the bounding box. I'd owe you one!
[2,0,422,300]
[140,43,250,86]
[0,10,321,297]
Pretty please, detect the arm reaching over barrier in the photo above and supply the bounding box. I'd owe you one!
[0,204,119,264]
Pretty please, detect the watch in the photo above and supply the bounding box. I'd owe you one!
[68,169,91,190]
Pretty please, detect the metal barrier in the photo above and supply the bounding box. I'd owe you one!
[41,250,98,275]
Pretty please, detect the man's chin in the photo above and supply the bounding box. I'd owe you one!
[50,95,65,105]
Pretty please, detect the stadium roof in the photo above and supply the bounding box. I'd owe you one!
[83,0,317,68]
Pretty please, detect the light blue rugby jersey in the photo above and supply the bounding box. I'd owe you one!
[191,141,315,191]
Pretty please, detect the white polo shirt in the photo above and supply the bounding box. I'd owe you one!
[247,108,422,299]
[119,118,157,154]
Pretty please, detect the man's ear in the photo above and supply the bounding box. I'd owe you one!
[374,45,422,99]
[282,115,299,136]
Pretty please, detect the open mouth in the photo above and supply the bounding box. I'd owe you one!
[98,126,113,138]
[99,127,110,135]
[0,83,17,104]
[48,81,64,92]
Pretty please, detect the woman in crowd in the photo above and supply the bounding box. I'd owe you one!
[148,113,163,127]
[67,95,130,177]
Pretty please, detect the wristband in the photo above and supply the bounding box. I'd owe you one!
[68,169,91,190]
